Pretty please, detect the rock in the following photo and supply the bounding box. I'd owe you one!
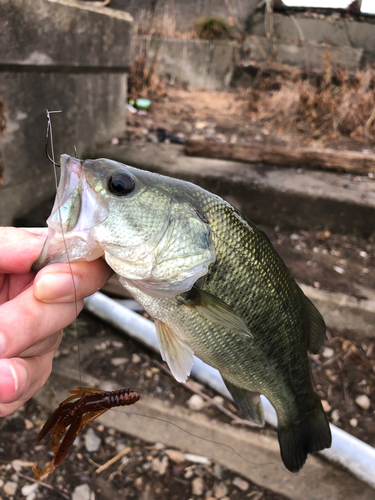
[110,357,128,366]
[24,419,34,430]
[147,133,158,143]
[213,463,223,479]
[321,400,332,412]
[72,484,91,500]
[184,453,210,465]
[333,266,345,274]
[322,347,335,358]
[195,121,208,129]
[116,442,127,453]
[192,476,205,496]
[131,353,141,364]
[355,394,371,410]
[184,468,194,479]
[4,481,18,496]
[84,428,101,453]
[214,481,228,498]
[112,341,124,348]
[153,442,165,450]
[350,418,358,427]
[331,409,340,423]
[152,456,169,475]
[187,394,205,411]
[21,483,39,497]
[133,477,143,490]
[232,477,249,491]
[213,396,224,405]
[165,449,185,463]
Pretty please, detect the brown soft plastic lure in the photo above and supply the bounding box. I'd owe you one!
[33,387,141,481]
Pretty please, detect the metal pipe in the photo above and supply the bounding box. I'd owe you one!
[85,291,375,489]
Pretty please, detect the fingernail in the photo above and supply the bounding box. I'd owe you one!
[0,360,27,394]
[34,272,79,302]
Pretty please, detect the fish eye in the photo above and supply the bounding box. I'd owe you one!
[108,172,135,196]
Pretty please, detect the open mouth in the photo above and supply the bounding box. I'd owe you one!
[32,155,107,273]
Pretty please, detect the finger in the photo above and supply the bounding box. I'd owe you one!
[0,227,47,274]
[0,286,82,359]
[0,346,59,416]
[33,258,113,303]
[20,228,48,236]
[19,330,63,358]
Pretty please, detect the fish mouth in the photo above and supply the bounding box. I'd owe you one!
[32,155,107,273]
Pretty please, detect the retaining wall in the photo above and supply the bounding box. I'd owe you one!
[0,0,133,225]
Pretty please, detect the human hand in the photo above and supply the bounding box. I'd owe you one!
[0,227,112,417]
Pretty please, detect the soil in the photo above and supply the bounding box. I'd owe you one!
[122,84,375,154]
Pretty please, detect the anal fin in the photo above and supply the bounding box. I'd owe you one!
[223,378,265,427]
[155,319,194,383]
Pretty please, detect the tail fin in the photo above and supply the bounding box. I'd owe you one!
[277,399,331,473]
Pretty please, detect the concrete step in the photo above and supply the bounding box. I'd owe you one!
[87,143,375,238]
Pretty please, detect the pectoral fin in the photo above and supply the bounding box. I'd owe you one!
[154,319,194,383]
[182,287,252,338]
[223,378,265,427]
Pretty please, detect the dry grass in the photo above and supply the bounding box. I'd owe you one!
[127,44,167,102]
[246,56,375,141]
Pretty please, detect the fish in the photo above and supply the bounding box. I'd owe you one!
[33,154,332,472]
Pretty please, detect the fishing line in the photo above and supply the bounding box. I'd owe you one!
[45,110,83,390]
[110,407,280,470]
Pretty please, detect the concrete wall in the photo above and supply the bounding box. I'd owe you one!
[272,13,375,66]
[110,0,258,33]
[134,36,236,89]
[0,0,133,225]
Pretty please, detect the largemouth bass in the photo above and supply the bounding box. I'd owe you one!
[33,155,331,472]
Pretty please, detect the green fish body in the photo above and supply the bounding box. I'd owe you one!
[33,155,331,472]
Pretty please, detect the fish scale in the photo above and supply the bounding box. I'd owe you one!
[33,155,331,472]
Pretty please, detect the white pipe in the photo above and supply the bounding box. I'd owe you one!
[84,291,375,489]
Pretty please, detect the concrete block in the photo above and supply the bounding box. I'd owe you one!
[158,39,210,88]
[0,71,126,225]
[110,0,258,33]
[134,37,237,90]
[277,42,363,71]
[273,14,352,46]
[347,20,375,65]
[208,41,237,89]
[0,0,133,68]
[242,36,363,71]
[0,0,132,225]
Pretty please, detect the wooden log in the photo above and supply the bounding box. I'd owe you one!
[184,139,375,175]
